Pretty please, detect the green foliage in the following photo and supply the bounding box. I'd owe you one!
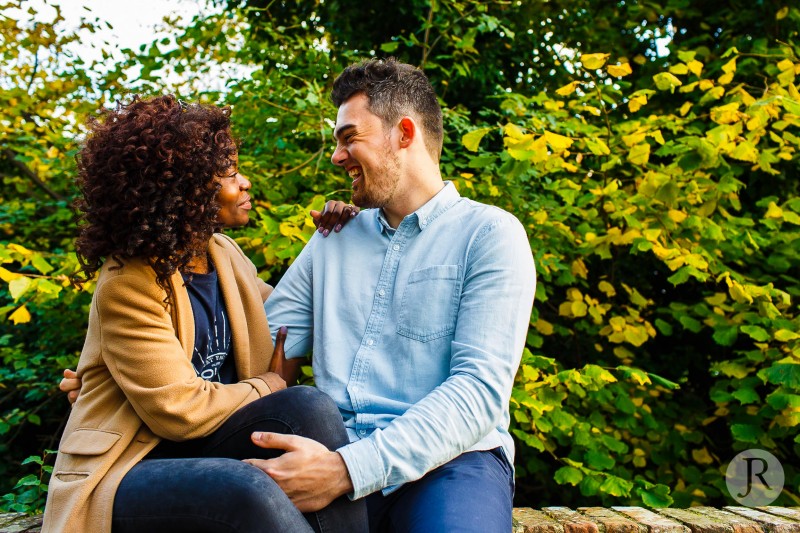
[2,0,800,513]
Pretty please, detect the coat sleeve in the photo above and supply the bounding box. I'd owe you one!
[96,272,274,441]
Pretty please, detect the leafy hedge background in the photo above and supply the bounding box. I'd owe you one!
[1,0,798,513]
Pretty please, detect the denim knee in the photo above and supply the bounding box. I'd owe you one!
[276,386,348,448]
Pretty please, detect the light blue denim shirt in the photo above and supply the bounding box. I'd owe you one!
[265,182,536,499]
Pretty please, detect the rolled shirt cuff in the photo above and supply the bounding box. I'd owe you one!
[337,437,385,500]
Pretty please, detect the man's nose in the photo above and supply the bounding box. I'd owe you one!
[331,145,347,167]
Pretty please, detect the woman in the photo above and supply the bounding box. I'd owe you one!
[42,95,366,532]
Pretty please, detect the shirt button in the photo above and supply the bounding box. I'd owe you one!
[378,289,386,297]
[359,430,367,436]
[392,244,400,251]
[421,218,428,227]
[367,339,374,346]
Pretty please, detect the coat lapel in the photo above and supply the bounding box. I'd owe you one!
[168,270,194,360]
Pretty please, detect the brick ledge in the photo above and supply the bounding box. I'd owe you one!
[3,506,800,532]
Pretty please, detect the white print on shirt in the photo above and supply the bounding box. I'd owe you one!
[191,310,230,382]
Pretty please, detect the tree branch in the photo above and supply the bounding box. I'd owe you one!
[2,149,66,202]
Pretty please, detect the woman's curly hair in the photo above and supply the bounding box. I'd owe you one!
[74,95,237,294]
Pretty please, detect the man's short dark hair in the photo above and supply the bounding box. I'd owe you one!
[331,58,443,161]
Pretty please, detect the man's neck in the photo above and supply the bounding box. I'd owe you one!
[382,179,446,228]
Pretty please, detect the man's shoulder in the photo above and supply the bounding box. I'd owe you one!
[450,196,525,234]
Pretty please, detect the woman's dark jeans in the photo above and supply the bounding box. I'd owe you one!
[112,386,368,533]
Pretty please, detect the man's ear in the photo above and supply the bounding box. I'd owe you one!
[397,117,416,149]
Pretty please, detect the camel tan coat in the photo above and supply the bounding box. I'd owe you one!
[42,234,282,533]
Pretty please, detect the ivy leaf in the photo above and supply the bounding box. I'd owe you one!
[740,325,770,342]
[713,326,739,346]
[730,423,761,443]
[648,373,680,390]
[554,466,583,486]
[599,475,633,497]
[585,449,615,470]
[761,364,800,389]
[639,484,674,507]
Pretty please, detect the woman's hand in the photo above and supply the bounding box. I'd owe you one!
[310,200,359,237]
[60,368,81,404]
[268,326,302,386]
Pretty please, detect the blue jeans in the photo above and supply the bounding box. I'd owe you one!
[365,448,514,533]
[112,386,368,533]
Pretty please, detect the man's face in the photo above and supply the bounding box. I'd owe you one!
[331,93,400,209]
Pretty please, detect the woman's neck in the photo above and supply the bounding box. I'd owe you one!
[184,251,210,275]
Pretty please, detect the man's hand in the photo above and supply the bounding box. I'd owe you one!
[59,368,81,404]
[310,200,359,237]
[244,432,354,513]
[268,326,301,386]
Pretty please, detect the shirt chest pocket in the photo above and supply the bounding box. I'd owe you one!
[397,265,462,342]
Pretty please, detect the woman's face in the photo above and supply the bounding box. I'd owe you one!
[215,154,252,228]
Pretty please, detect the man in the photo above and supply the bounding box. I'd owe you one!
[246,58,536,533]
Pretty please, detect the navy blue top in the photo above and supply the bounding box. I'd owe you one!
[182,265,236,384]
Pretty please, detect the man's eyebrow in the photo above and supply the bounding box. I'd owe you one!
[333,123,355,141]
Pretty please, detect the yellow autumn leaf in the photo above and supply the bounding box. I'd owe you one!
[669,63,689,75]
[567,288,583,302]
[598,281,616,297]
[504,123,526,140]
[728,280,753,304]
[650,130,665,144]
[710,102,741,124]
[571,301,588,317]
[776,6,789,19]
[687,60,704,77]
[765,201,784,219]
[628,143,650,166]
[698,79,715,91]
[7,243,32,256]
[692,448,714,465]
[653,72,682,91]
[581,53,610,70]
[607,63,632,77]
[461,127,493,152]
[544,131,573,151]
[535,319,554,336]
[643,228,661,241]
[9,305,31,325]
[0,267,21,282]
[729,141,758,162]
[685,254,709,270]
[679,102,692,116]
[777,58,794,72]
[722,57,737,74]
[622,131,646,147]
[718,71,734,85]
[555,81,580,96]
[668,209,687,223]
[628,94,647,113]
[571,258,588,279]
[633,54,647,65]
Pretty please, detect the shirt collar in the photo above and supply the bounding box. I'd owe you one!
[375,181,461,234]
